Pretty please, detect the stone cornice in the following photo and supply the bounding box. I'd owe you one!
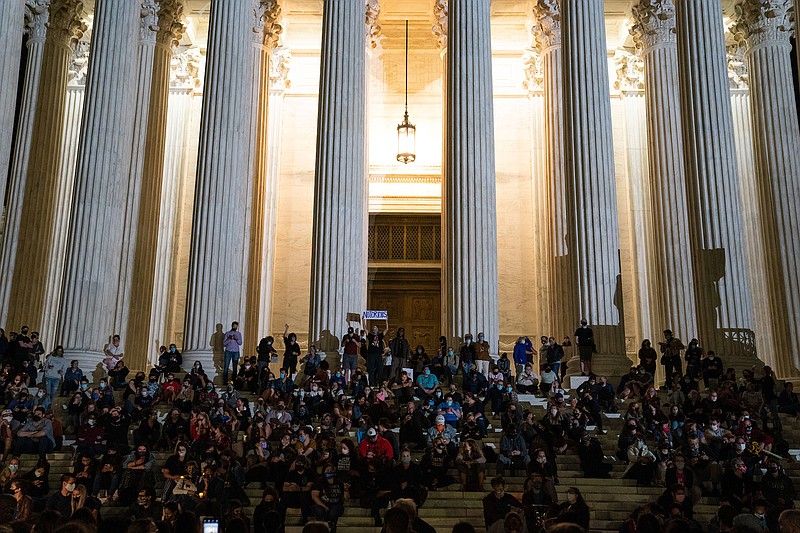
[731,0,794,51]
[630,0,677,52]
[156,0,184,47]
[531,0,561,52]
[25,0,50,43]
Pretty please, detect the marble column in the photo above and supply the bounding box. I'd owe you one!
[0,0,84,334]
[630,0,698,347]
[733,0,800,376]
[125,0,185,371]
[531,0,577,344]
[443,0,499,351]
[0,0,51,328]
[308,0,367,353]
[56,0,140,379]
[40,42,87,345]
[0,0,25,215]
[148,47,199,359]
[182,0,255,377]
[561,0,627,372]
[675,0,755,360]
[245,1,281,356]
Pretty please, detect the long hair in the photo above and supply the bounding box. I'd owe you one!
[70,484,87,515]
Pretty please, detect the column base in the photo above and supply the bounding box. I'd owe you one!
[63,350,106,384]
[182,350,222,383]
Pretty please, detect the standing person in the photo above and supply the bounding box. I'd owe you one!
[546,337,564,378]
[512,337,529,383]
[574,320,594,376]
[365,324,387,386]
[659,329,684,385]
[389,328,410,381]
[444,343,459,385]
[222,322,243,385]
[29,332,45,367]
[341,327,361,385]
[256,335,276,390]
[684,338,703,380]
[460,334,475,375]
[474,332,491,377]
[43,347,68,410]
[282,324,301,377]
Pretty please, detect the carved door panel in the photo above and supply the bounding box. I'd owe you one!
[368,285,440,354]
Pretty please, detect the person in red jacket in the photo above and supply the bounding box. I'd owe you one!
[75,413,106,456]
[358,427,393,469]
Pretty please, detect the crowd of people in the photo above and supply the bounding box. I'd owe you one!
[0,323,799,533]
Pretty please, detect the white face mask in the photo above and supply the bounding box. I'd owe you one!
[65,483,75,492]
[737,443,746,451]
[537,456,546,464]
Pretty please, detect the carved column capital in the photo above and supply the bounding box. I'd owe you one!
[253,0,281,47]
[727,44,750,89]
[48,0,86,46]
[630,0,676,52]
[169,45,203,90]
[140,0,160,43]
[531,0,561,51]
[432,0,447,55]
[613,48,645,92]
[67,38,89,85]
[156,0,184,47]
[522,48,544,94]
[25,0,51,43]
[365,0,383,52]
[732,0,794,51]
[270,45,292,92]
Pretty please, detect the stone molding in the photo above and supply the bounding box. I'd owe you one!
[531,0,561,52]
[731,0,793,51]
[630,0,677,52]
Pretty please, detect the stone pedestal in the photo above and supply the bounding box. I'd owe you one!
[631,0,697,346]
[56,0,140,380]
[562,0,628,376]
[0,0,25,217]
[182,0,256,378]
[443,0,499,352]
[675,0,756,362]
[733,0,800,378]
[308,0,367,354]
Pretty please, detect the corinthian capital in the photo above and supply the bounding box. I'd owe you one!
[48,0,86,46]
[270,45,292,92]
[731,0,794,50]
[531,0,560,51]
[68,38,89,85]
[630,0,676,52]
[253,0,282,47]
[25,0,51,43]
[365,0,384,52]
[613,48,645,92]
[141,0,160,43]
[156,0,184,47]
[432,0,447,54]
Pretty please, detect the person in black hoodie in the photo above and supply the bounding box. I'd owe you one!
[577,431,612,478]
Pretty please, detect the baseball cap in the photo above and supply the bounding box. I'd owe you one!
[367,428,377,437]
[436,415,445,424]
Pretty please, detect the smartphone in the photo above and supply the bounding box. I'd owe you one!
[202,518,219,533]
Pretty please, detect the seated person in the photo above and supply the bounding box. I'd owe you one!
[391,448,425,501]
[515,363,539,394]
[577,431,612,478]
[426,415,458,454]
[656,483,694,520]
[497,423,529,475]
[455,438,486,490]
[75,413,106,456]
[420,437,454,489]
[416,367,439,400]
[482,476,522,529]
[282,456,316,522]
[624,436,658,486]
[13,407,55,459]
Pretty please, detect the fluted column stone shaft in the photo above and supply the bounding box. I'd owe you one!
[0,0,25,216]
[675,0,754,355]
[309,0,367,352]
[443,0,499,351]
[631,0,698,345]
[733,0,800,375]
[125,0,185,371]
[562,0,626,366]
[183,0,255,375]
[532,0,576,345]
[0,0,84,333]
[56,0,140,377]
[0,0,49,327]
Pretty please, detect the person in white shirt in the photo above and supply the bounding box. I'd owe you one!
[103,335,124,372]
[43,346,68,410]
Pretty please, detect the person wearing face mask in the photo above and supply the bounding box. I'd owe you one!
[482,476,522,529]
[577,431,612,479]
[624,437,657,486]
[0,408,17,462]
[721,458,754,510]
[0,457,21,491]
[387,328,410,381]
[437,394,463,428]
[426,414,458,452]
[160,441,190,501]
[75,414,106,456]
[358,427,394,468]
[472,332,491,377]
[390,448,424,499]
[42,345,68,410]
[548,487,590,530]
[415,366,440,401]
[497,424,529,476]
[663,452,701,504]
[656,483,694,520]
[761,462,795,511]
[13,407,55,459]
[117,445,155,505]
[253,486,285,533]
[128,486,162,520]
[282,456,317,521]
[46,474,77,515]
[512,337,533,385]
[221,321,243,385]
[19,458,50,498]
